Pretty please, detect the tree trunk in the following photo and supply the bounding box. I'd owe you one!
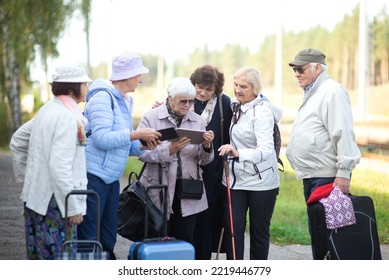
[380,55,389,84]
[341,47,349,87]
[10,61,22,131]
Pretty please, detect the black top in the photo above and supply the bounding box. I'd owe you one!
[194,94,233,198]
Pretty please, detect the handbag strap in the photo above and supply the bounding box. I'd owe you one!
[137,162,162,183]
[177,154,200,179]
[158,163,162,184]
[218,94,224,145]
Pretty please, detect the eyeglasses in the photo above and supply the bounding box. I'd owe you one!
[292,65,311,74]
[178,99,194,105]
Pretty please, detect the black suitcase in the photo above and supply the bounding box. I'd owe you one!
[307,194,382,260]
[55,190,109,260]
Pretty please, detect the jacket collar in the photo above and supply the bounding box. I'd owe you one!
[157,104,198,123]
[302,71,330,105]
[239,94,263,113]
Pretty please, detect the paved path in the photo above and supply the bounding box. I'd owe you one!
[1,152,388,260]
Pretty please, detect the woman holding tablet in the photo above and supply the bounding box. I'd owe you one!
[137,77,214,244]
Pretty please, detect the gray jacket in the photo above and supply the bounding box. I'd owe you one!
[286,71,361,179]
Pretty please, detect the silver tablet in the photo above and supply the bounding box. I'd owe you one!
[176,128,205,144]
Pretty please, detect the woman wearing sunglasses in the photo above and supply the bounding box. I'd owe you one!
[218,66,282,260]
[137,77,214,244]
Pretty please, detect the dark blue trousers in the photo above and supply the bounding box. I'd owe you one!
[77,173,119,260]
[303,177,335,259]
[224,188,279,260]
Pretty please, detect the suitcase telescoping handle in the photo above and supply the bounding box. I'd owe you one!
[145,184,168,239]
[64,190,100,242]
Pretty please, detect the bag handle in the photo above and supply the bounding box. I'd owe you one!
[145,184,167,238]
[144,164,166,238]
[64,190,100,242]
[122,163,147,193]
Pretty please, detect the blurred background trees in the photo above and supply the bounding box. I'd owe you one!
[0,2,388,148]
[0,0,91,146]
[173,6,388,91]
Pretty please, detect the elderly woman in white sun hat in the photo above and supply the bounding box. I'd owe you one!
[78,51,161,259]
[10,63,92,259]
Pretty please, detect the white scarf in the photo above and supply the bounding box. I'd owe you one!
[192,95,218,126]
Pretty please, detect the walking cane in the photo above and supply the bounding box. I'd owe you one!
[223,155,236,260]
[215,227,224,260]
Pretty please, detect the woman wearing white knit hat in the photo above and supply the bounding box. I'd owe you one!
[10,63,92,259]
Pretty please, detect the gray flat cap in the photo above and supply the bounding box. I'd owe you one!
[289,48,326,67]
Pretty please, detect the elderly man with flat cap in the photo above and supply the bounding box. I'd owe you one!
[286,48,361,257]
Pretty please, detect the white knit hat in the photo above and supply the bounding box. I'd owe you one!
[51,63,92,83]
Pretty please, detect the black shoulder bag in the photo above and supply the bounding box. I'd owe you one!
[117,164,164,241]
[176,154,204,200]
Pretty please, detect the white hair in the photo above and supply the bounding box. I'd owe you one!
[309,62,327,73]
[167,77,196,98]
[233,66,263,95]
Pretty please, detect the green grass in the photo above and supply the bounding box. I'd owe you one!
[124,155,389,245]
[124,156,144,176]
[270,168,311,244]
[271,156,389,245]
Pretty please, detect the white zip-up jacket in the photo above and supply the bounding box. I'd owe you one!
[286,71,361,179]
[222,94,282,191]
[10,98,87,217]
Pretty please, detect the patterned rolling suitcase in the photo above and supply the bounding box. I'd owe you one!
[307,194,382,260]
[55,190,109,260]
[128,184,195,260]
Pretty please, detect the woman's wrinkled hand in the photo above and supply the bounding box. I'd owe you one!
[218,144,239,158]
[138,128,162,142]
[170,137,191,154]
[151,100,163,109]
[141,139,162,150]
[68,213,83,225]
[202,130,214,148]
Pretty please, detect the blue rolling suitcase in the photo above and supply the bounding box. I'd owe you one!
[128,185,195,260]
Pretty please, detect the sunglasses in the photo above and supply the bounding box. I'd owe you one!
[292,65,311,74]
[178,99,194,105]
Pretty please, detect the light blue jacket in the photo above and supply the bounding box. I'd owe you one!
[84,79,143,184]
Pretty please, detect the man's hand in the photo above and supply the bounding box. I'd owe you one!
[334,177,351,194]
